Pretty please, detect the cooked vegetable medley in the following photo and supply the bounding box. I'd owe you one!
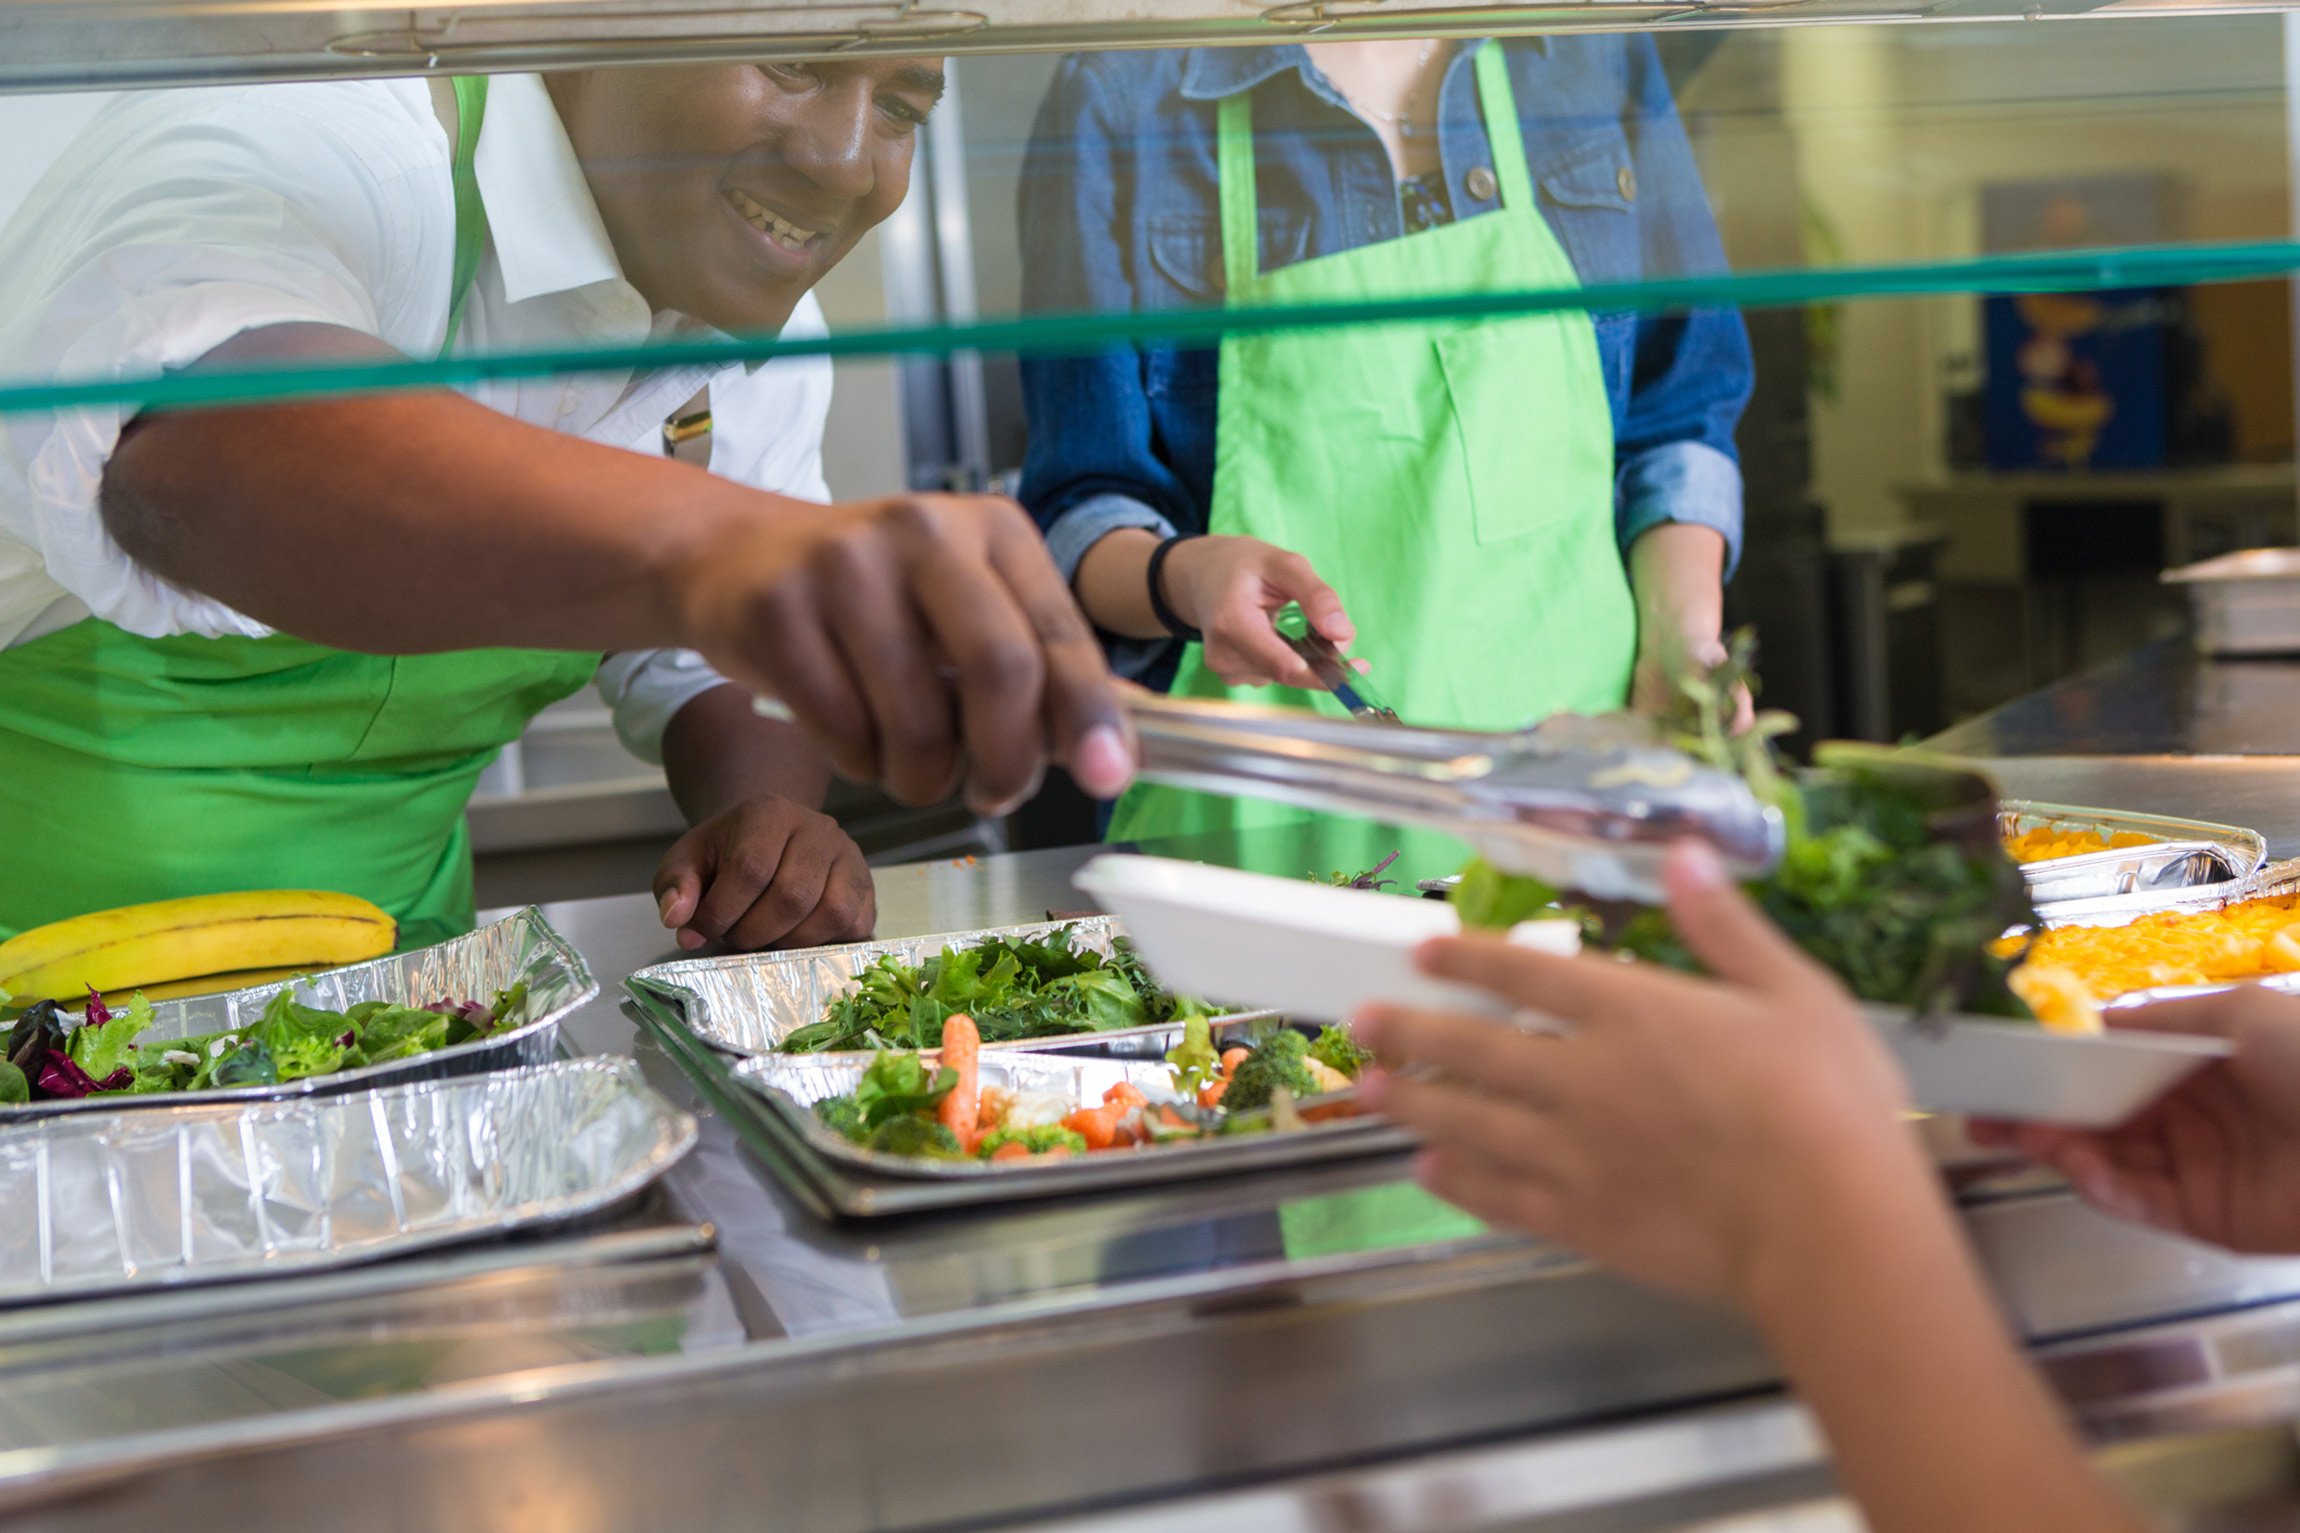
[2003,826,2155,864]
[806,1016,1366,1164]
[778,926,1201,1053]
[0,983,528,1105]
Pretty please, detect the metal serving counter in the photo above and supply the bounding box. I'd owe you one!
[9,686,2300,1529]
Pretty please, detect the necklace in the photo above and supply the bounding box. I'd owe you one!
[1349,41,1441,138]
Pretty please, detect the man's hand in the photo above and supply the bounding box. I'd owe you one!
[671,493,1132,817]
[1972,986,2300,1254]
[653,795,874,952]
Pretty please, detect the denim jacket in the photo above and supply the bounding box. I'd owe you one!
[1015,39,1754,683]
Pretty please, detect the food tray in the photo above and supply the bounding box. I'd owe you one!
[2004,800,2264,911]
[623,916,1271,1060]
[736,1049,1408,1191]
[0,1057,697,1304]
[2028,856,2300,1010]
[2164,547,2300,655]
[3,907,596,1121]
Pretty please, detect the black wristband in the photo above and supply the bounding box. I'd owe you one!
[1145,534,1204,644]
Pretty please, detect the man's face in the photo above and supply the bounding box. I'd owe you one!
[548,59,944,334]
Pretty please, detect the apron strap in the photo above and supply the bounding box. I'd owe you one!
[1215,91,1261,295]
[1472,44,1537,214]
[442,75,491,356]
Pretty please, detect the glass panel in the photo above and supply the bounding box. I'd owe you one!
[0,21,2289,765]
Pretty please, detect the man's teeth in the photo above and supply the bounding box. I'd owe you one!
[729,190,816,251]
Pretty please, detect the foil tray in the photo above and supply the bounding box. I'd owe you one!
[2005,800,2265,912]
[624,916,1271,1060]
[3,908,597,1122]
[2163,546,2300,655]
[732,1049,1411,1205]
[0,1057,697,1305]
[2029,858,2300,1008]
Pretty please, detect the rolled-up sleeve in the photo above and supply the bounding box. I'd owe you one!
[1017,58,1205,588]
[0,89,439,646]
[594,649,728,764]
[1611,37,1753,575]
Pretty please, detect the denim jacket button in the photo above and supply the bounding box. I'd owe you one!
[1464,165,1497,202]
[1617,164,1638,202]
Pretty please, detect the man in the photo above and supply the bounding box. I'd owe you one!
[0,61,1132,948]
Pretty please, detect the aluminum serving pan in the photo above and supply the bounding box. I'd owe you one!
[732,1049,1409,1202]
[2024,857,2300,1009]
[2004,800,2266,911]
[0,1057,696,1304]
[4,907,595,1122]
[624,916,1270,1060]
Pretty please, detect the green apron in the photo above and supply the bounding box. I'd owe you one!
[1109,45,1639,882]
[0,77,600,947]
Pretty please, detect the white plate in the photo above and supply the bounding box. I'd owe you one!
[1873,1011,2229,1127]
[1075,854,2230,1127]
[1071,854,1579,1024]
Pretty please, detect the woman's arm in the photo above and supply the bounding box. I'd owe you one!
[1354,845,2148,1533]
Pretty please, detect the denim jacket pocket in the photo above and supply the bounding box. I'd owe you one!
[1534,130,1640,285]
[1147,210,1313,301]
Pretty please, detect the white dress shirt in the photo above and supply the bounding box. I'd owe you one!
[0,73,836,758]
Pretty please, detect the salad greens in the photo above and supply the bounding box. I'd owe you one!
[778,926,1201,1053]
[1452,632,2034,1018]
[0,982,531,1104]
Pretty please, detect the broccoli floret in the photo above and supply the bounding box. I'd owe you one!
[1224,1031,1316,1111]
[976,1123,1089,1158]
[1307,1025,1372,1079]
[866,1115,964,1158]
[813,1094,868,1143]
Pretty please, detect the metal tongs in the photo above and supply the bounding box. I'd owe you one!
[1127,691,1785,902]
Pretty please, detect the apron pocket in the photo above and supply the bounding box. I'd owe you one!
[1436,320,1616,548]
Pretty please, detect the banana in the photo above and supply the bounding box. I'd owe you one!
[0,892,396,1004]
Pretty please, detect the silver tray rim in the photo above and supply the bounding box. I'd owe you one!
[0,1056,699,1305]
[0,907,597,1121]
[624,915,1274,1060]
[729,1048,1413,1194]
[2005,799,2266,908]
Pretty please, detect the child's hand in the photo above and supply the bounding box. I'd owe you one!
[1972,985,2300,1254]
[1355,841,1930,1307]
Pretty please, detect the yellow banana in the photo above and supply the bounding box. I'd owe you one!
[0,892,395,1004]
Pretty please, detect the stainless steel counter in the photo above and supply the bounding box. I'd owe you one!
[11,762,2300,1529]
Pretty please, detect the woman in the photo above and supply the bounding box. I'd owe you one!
[1018,36,1751,869]
[1352,839,2300,1531]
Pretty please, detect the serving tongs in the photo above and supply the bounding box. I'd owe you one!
[1126,691,1786,901]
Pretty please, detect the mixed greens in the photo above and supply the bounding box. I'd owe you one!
[1453,633,2035,1019]
[778,925,1203,1053]
[0,983,530,1105]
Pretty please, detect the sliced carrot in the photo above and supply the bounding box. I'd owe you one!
[1103,1082,1148,1110]
[1041,1145,1074,1160]
[1156,1105,1191,1131]
[1063,1104,1121,1151]
[989,1141,1033,1162]
[1198,1077,1229,1109]
[1220,1047,1252,1072]
[937,1014,981,1152]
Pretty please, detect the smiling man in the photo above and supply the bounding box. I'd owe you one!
[0,61,1132,950]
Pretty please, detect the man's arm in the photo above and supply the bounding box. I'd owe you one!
[101,323,1131,814]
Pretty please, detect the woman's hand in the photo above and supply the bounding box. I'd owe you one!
[1627,524,1750,727]
[1072,528,1361,691]
[1354,841,1926,1307]
[1159,534,1359,688]
[1971,987,2300,1254]
[652,795,875,952]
